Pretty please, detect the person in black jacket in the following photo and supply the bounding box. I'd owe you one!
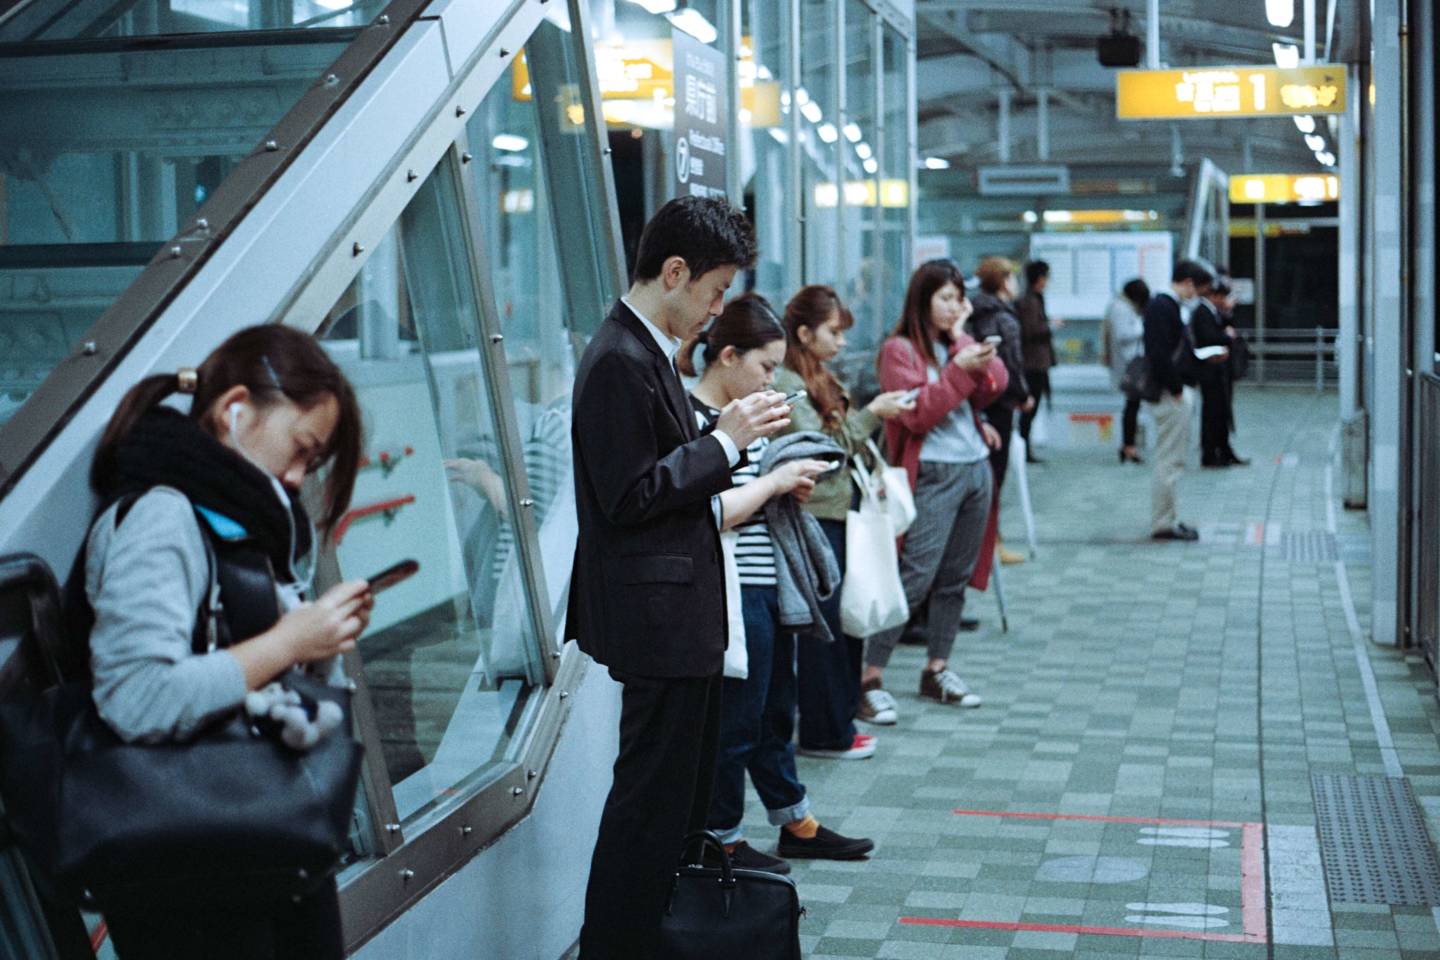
[1144,259,1213,541]
[568,196,792,959]
[1189,280,1243,467]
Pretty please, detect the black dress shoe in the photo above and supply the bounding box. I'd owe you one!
[1152,525,1199,542]
[1224,452,1251,466]
[777,825,874,861]
[703,840,791,875]
[959,616,980,632]
[1026,452,1045,464]
[1201,456,1228,468]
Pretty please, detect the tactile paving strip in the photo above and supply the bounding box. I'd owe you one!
[1281,530,1340,563]
[1312,774,1440,905]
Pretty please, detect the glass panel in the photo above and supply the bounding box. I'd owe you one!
[739,0,793,301]
[879,23,909,346]
[316,152,541,823]
[799,0,838,287]
[841,1,876,342]
[0,38,348,427]
[465,35,581,649]
[0,0,383,41]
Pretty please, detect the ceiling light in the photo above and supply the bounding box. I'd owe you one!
[800,100,822,123]
[626,0,676,13]
[794,87,810,106]
[1316,151,1336,166]
[855,142,873,160]
[1272,42,1299,68]
[843,122,862,142]
[817,123,838,143]
[1294,114,1316,133]
[863,158,879,174]
[1265,0,1294,28]
[667,8,717,44]
[923,157,950,170]
[1305,134,1325,151]
[491,133,529,152]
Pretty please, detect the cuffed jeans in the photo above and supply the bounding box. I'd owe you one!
[797,518,863,751]
[707,585,810,843]
[866,459,993,669]
[1148,388,1193,532]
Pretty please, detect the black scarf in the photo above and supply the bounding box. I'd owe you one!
[101,407,313,582]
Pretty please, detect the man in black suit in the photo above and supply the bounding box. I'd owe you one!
[1190,280,1242,467]
[569,196,792,959]
[1144,258,1212,541]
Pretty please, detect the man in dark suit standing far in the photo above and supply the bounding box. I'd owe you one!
[1144,258,1213,541]
[569,196,793,958]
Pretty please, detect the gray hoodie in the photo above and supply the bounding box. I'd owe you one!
[757,432,844,641]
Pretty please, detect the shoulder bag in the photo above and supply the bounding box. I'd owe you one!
[0,501,363,913]
[840,459,910,639]
[658,831,803,960]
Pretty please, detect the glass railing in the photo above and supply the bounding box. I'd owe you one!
[0,0,385,42]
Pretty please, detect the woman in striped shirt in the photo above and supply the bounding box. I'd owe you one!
[681,294,875,874]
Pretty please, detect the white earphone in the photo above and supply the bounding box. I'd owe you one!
[227,401,242,434]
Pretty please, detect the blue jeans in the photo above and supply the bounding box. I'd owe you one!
[797,518,862,750]
[706,586,810,843]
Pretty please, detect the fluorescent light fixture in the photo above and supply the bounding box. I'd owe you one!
[626,0,676,13]
[1294,114,1316,133]
[923,156,950,170]
[843,122,862,142]
[1022,211,1039,224]
[794,87,811,106]
[855,142,873,160]
[817,123,838,143]
[1316,151,1336,166]
[1272,42,1300,68]
[800,101,823,123]
[1265,0,1294,27]
[863,157,879,174]
[1305,133,1325,151]
[668,7,717,44]
[491,133,529,152]
[769,128,789,145]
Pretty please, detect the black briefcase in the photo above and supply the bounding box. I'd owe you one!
[657,831,803,960]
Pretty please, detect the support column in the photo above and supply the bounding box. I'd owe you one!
[997,89,1011,163]
[1146,0,1160,68]
[1037,89,1050,161]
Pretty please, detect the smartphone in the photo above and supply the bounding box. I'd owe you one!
[816,460,843,475]
[779,388,807,406]
[365,559,420,594]
[983,335,1003,346]
[900,387,921,403]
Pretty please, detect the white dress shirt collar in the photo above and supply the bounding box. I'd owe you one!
[622,296,681,364]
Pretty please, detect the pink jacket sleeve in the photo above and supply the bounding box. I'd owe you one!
[878,335,1006,435]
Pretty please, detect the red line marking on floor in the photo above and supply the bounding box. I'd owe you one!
[937,809,1269,945]
[898,917,1257,943]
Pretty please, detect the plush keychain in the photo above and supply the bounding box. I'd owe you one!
[244,683,344,751]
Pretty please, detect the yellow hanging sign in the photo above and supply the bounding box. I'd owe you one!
[1229,173,1339,204]
[1116,65,1346,120]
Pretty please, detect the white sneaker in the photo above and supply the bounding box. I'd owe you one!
[858,683,899,725]
[797,734,877,760]
[920,668,982,708]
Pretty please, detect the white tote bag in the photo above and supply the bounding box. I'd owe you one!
[840,481,910,638]
[719,530,748,679]
[856,439,916,537]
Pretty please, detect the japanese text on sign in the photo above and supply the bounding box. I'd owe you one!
[1116,65,1346,120]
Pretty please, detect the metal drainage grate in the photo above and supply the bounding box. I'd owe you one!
[1312,774,1440,905]
[1281,531,1339,563]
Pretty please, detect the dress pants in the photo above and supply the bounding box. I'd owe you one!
[579,669,723,960]
[1147,389,1193,533]
[1121,394,1141,449]
[865,459,992,669]
[797,518,863,751]
[708,586,811,840]
[985,404,1015,495]
[105,880,343,960]
[1199,375,1230,462]
[1018,368,1050,443]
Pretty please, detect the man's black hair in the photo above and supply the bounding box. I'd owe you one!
[1172,258,1215,288]
[1024,260,1050,287]
[631,195,758,284]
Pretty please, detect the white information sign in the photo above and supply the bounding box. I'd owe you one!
[1027,231,1174,319]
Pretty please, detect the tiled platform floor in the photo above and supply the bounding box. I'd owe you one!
[733,387,1440,959]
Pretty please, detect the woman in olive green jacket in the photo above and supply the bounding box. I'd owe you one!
[778,285,913,755]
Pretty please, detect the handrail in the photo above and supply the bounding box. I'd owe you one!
[333,494,415,544]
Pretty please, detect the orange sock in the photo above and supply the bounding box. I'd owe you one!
[783,815,819,839]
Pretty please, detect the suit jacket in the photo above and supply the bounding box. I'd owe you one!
[1142,291,1193,396]
[565,300,734,678]
[1188,300,1231,388]
[1015,291,1055,371]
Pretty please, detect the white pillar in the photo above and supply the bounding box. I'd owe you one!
[1303,0,1316,62]
[1147,0,1160,68]
[997,89,1011,163]
[1037,89,1050,161]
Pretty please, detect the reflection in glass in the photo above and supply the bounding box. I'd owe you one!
[842,0,877,343]
[740,0,794,301]
[0,38,347,426]
[799,0,838,288]
[879,23,910,345]
[317,154,540,822]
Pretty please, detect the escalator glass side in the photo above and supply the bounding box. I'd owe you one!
[0,36,346,429]
[0,0,384,43]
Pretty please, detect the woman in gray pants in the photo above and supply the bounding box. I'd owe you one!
[862,260,1008,725]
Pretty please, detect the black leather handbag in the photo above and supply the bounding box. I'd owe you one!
[0,505,363,913]
[658,831,803,960]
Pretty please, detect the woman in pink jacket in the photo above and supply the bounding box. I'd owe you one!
[860,259,1008,725]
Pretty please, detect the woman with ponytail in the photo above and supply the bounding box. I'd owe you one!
[683,293,874,874]
[773,285,914,744]
[85,324,366,958]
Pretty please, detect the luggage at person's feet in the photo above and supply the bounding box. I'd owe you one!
[658,831,802,960]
